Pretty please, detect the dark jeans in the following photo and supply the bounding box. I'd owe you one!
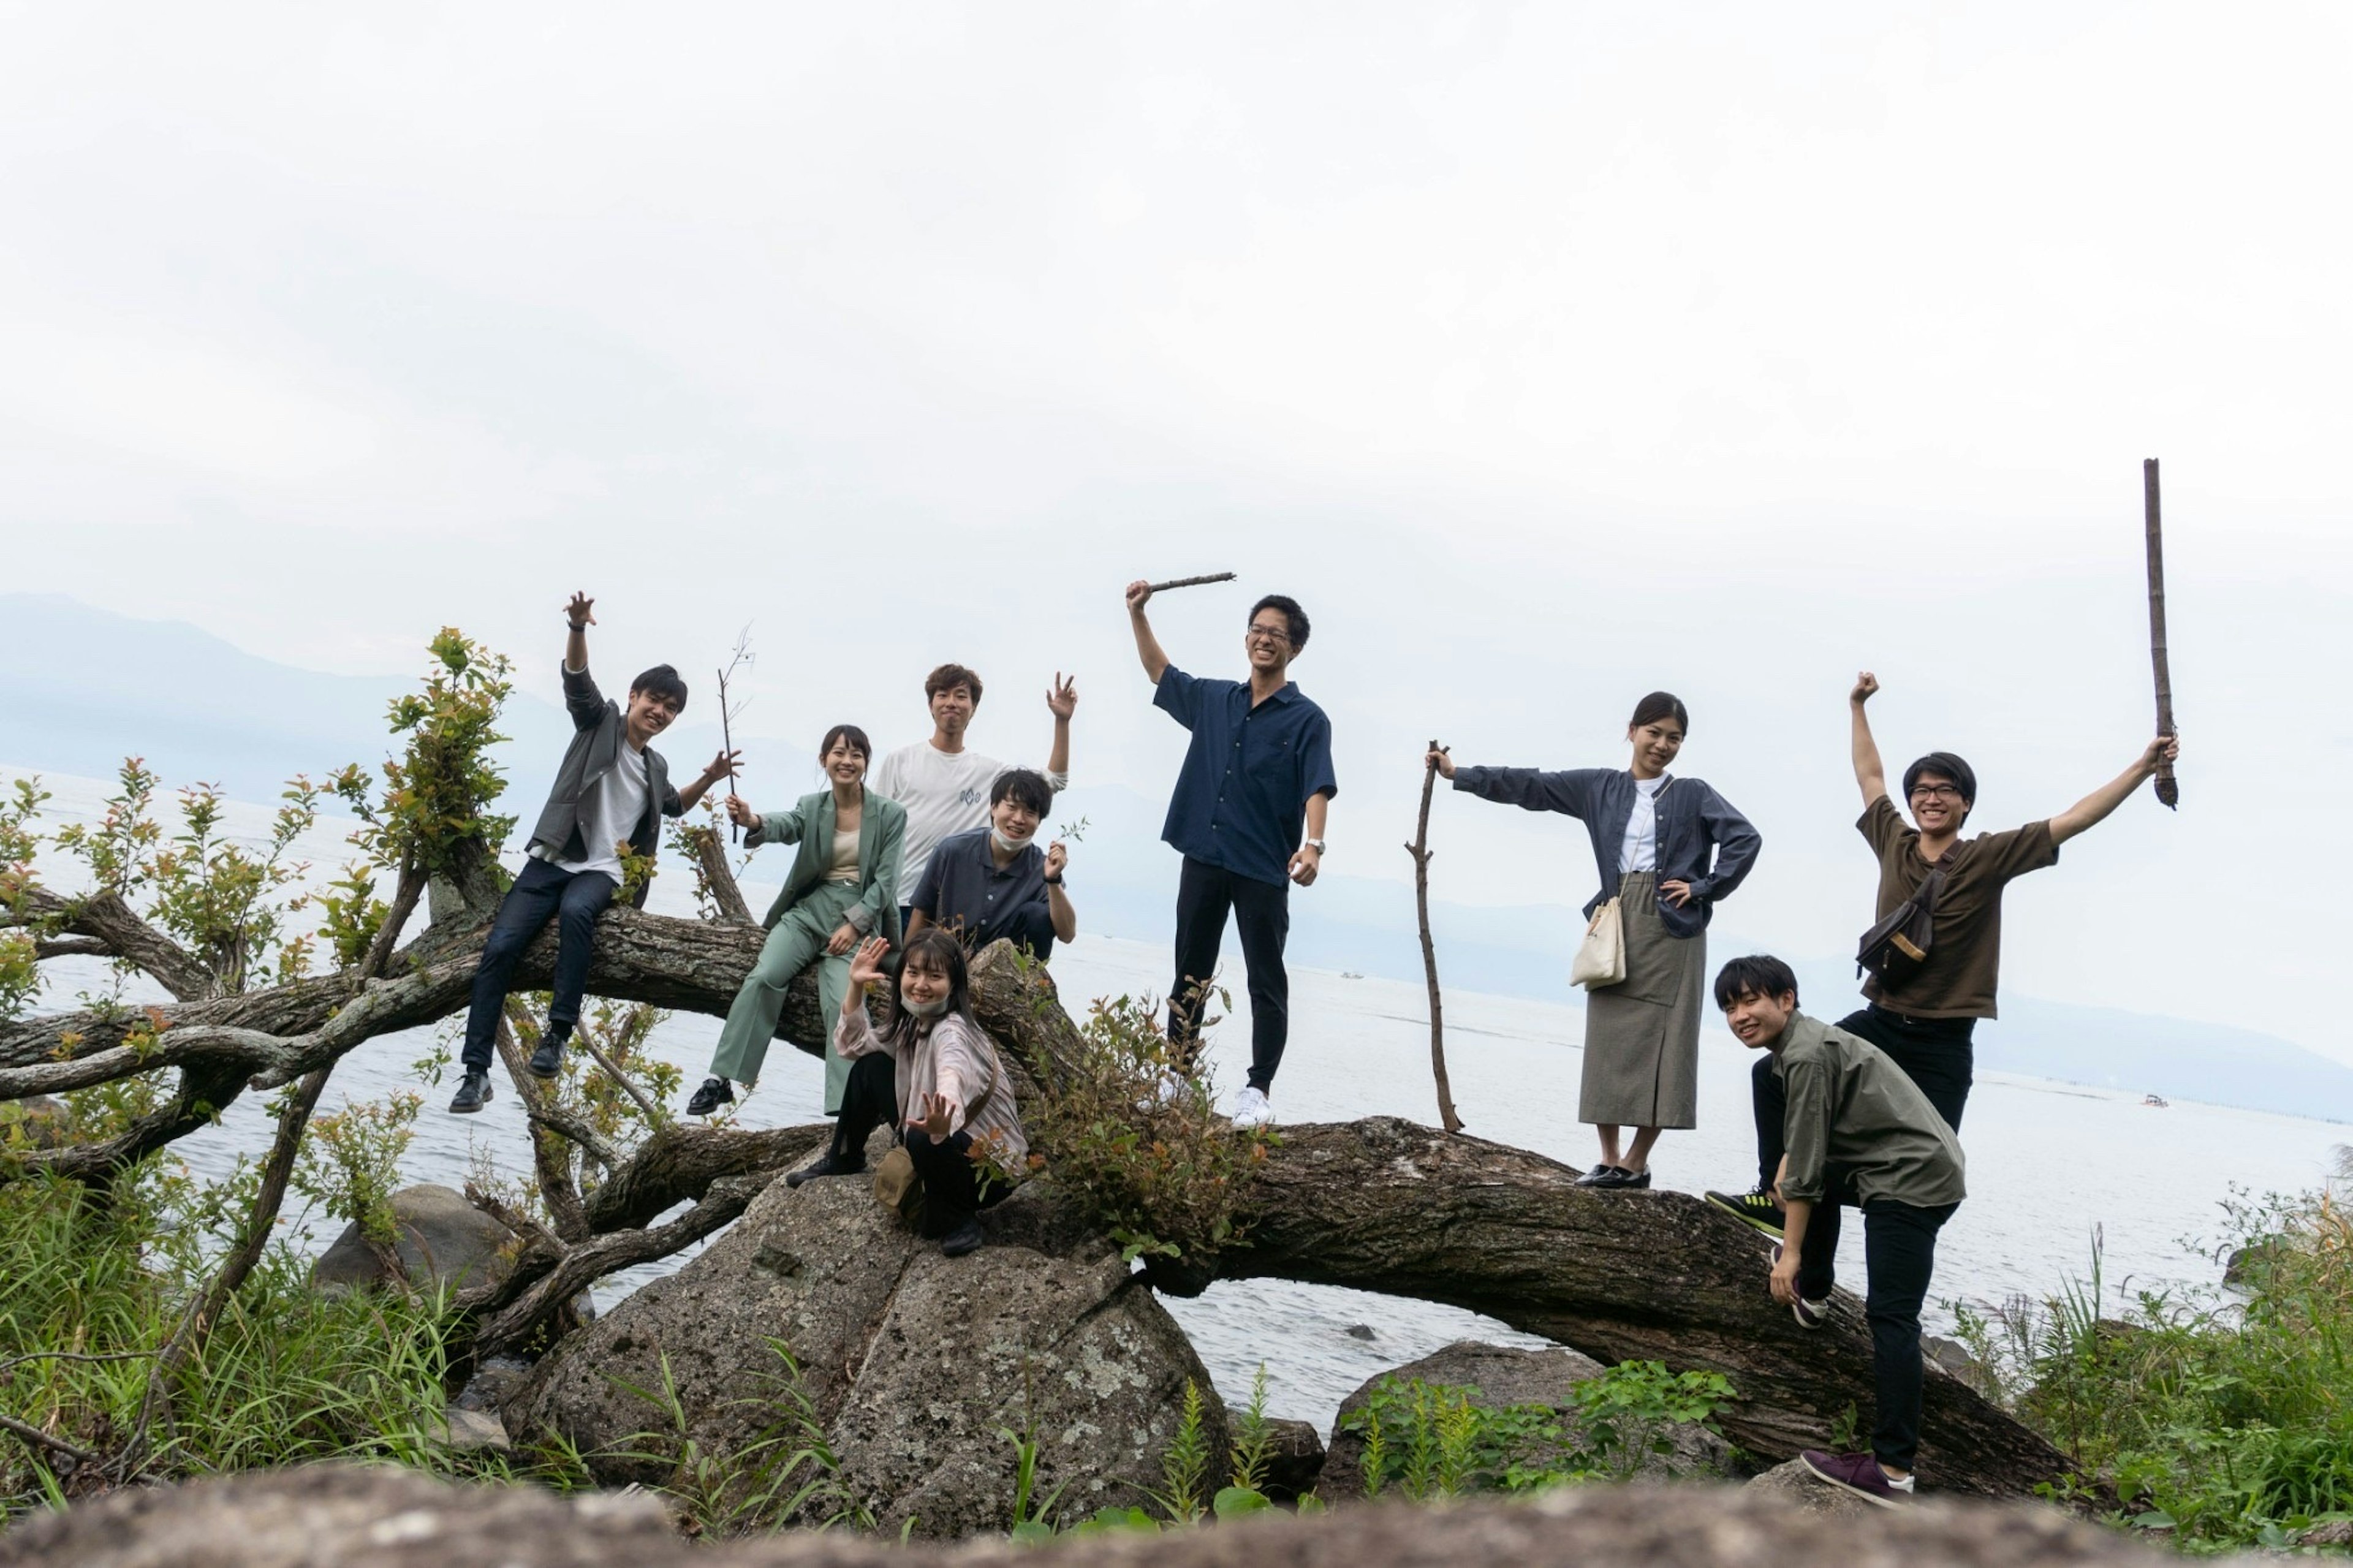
[833,1053,1007,1235]
[1168,855,1291,1094]
[1794,1194,1957,1471]
[1752,1006,1975,1189]
[460,857,615,1073]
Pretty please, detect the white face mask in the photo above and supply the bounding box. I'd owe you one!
[901,990,950,1019]
[990,826,1035,855]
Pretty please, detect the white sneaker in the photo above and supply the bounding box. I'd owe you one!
[1229,1086,1275,1127]
[1771,1243,1830,1328]
[1136,1074,1191,1114]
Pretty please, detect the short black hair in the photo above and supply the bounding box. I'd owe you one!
[818,724,871,767]
[631,664,689,710]
[1248,594,1311,654]
[925,663,983,705]
[1629,691,1689,735]
[1902,752,1978,810]
[990,767,1054,818]
[1713,955,1800,1010]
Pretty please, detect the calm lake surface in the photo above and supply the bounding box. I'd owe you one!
[16,769,2342,1433]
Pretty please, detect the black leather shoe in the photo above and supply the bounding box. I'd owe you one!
[685,1077,734,1117]
[786,1148,867,1187]
[1580,1165,1653,1190]
[939,1218,986,1257]
[448,1071,493,1114]
[528,1035,566,1079]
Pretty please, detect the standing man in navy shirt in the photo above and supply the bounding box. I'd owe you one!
[1126,579,1338,1127]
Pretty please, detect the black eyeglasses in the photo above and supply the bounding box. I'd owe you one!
[1908,784,1966,802]
[1245,623,1290,645]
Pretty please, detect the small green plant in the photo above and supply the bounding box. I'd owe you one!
[1150,1380,1212,1524]
[1000,1414,1069,1543]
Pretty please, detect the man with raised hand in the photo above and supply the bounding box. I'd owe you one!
[1717,953,1966,1509]
[1127,580,1337,1129]
[1707,671,2181,1237]
[449,592,737,1115]
[869,662,1074,931]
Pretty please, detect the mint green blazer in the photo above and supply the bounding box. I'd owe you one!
[746,789,906,948]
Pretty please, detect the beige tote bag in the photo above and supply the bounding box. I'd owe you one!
[1571,898,1627,990]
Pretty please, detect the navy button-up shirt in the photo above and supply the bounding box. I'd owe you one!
[1153,665,1338,887]
[910,826,1057,959]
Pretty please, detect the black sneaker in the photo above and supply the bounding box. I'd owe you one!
[684,1077,734,1117]
[785,1148,866,1187]
[448,1070,493,1114]
[939,1218,987,1257]
[1705,1186,1786,1240]
[527,1026,568,1080]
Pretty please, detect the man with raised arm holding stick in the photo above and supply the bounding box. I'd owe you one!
[1127,577,1336,1129]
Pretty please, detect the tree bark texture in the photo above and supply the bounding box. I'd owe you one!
[2142,457,2180,809]
[1210,1118,2074,1499]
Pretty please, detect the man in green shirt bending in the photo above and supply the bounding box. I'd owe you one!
[1717,953,1966,1508]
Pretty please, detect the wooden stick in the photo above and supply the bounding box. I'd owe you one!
[715,626,754,841]
[1406,743,1463,1134]
[2143,459,2179,809]
[1147,572,1237,593]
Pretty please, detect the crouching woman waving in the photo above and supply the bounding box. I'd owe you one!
[797,928,1028,1257]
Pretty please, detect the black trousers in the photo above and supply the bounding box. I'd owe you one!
[1795,1194,1956,1471]
[460,857,615,1073]
[834,1053,1007,1236]
[1752,1006,1975,1189]
[1168,855,1291,1094]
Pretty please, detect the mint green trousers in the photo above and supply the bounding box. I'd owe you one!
[708,881,860,1112]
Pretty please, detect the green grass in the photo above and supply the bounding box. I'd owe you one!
[1953,1191,2353,1553]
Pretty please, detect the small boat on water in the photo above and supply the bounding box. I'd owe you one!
[1339,971,1364,980]
[2142,1094,2170,1108]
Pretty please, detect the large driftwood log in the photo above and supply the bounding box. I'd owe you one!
[1214,1118,2074,1500]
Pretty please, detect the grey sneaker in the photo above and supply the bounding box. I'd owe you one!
[1772,1244,1831,1328]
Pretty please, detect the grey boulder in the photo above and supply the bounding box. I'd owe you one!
[311,1183,521,1293]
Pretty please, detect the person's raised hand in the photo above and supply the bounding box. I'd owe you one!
[1124,580,1154,614]
[566,591,597,629]
[705,749,743,784]
[1044,841,1067,881]
[827,922,859,957]
[849,936,892,991]
[724,795,760,830]
[915,1091,957,1141]
[2142,733,2183,774]
[1425,744,1455,779]
[1851,671,1879,706]
[1047,672,1078,721]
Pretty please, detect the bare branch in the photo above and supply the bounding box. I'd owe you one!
[685,825,755,925]
[582,1120,828,1233]
[10,887,212,1001]
[493,1007,591,1242]
[358,857,426,982]
[0,1411,97,1466]
[0,1025,301,1101]
[31,936,110,960]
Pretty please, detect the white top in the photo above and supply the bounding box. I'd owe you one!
[555,740,650,885]
[1618,775,1665,875]
[869,740,1067,898]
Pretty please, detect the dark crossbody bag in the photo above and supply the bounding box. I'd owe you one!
[1856,863,1949,985]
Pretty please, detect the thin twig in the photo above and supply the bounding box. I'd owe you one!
[716,626,754,843]
[577,1035,665,1126]
[0,1411,97,1465]
[1147,572,1237,593]
[1406,743,1463,1135]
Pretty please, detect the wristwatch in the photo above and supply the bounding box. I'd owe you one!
[1304,839,1327,855]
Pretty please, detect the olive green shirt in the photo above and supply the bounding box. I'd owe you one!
[1773,1012,1966,1209]
[1859,794,2058,1020]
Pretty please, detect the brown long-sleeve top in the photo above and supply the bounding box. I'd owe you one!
[834,1005,1029,1168]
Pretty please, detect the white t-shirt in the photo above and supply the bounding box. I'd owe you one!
[1618,775,1665,875]
[870,740,1067,898]
[554,741,650,885]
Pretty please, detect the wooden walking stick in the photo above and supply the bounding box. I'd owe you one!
[715,626,754,841]
[1147,572,1238,593]
[1407,743,1464,1134]
[2143,459,2179,809]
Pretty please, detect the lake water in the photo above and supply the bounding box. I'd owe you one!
[13,768,2343,1434]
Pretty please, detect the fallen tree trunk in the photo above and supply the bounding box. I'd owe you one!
[1208,1117,2074,1500]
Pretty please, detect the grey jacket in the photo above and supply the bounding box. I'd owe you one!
[1451,765,1760,939]
[526,662,685,909]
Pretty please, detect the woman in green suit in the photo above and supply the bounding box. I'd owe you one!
[686,724,906,1118]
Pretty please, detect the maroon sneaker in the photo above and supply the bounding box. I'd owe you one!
[1800,1449,1906,1507]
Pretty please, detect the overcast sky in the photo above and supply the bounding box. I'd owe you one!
[7,4,2349,1060]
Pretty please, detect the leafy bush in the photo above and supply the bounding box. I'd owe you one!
[1952,1191,2353,1551]
[1023,986,1275,1263]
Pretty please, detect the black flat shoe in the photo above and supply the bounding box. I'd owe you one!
[785,1148,866,1187]
[1575,1164,1627,1187]
[685,1077,734,1117]
[939,1218,987,1257]
[448,1071,493,1114]
[1581,1165,1652,1190]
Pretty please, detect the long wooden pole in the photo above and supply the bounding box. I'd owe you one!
[1407,743,1463,1134]
[2143,459,2179,809]
[1148,572,1237,593]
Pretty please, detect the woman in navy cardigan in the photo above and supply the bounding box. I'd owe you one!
[1432,692,1760,1189]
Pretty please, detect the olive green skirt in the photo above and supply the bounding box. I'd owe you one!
[1579,871,1704,1129]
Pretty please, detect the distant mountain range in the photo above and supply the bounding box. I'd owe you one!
[15,589,2350,1124]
